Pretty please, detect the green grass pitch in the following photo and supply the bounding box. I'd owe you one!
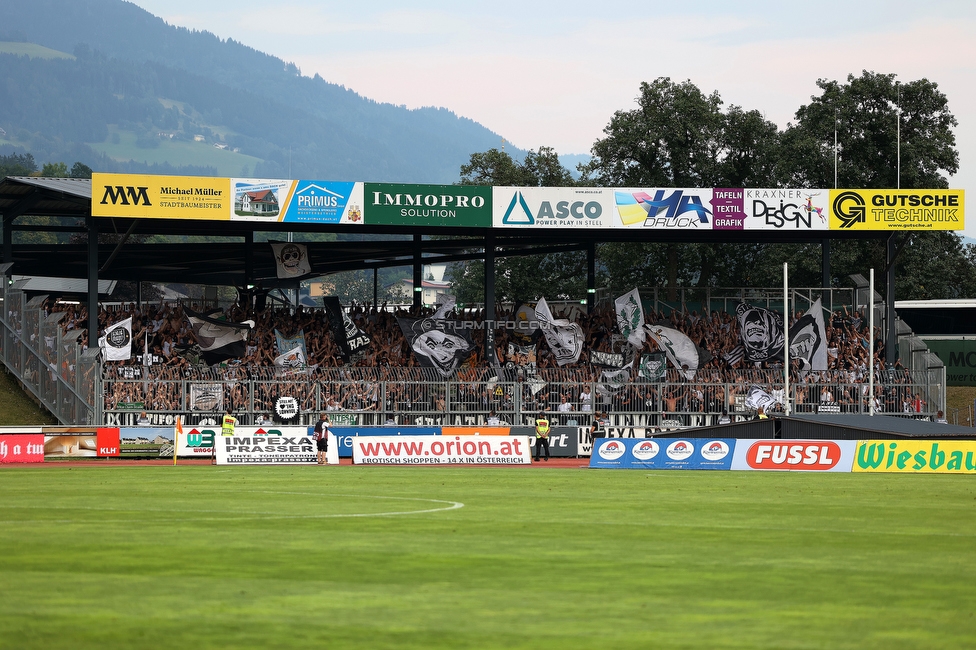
[1,466,974,649]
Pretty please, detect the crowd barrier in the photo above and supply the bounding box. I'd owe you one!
[100,370,945,432]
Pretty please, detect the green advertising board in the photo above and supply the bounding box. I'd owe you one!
[364,183,491,227]
[922,338,976,386]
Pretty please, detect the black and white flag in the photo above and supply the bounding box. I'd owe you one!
[590,350,625,368]
[745,385,780,411]
[645,325,699,380]
[274,346,309,376]
[789,298,828,373]
[397,317,474,377]
[431,294,457,320]
[735,303,785,364]
[323,297,370,363]
[614,288,646,347]
[270,242,311,278]
[597,368,631,397]
[183,308,252,365]
[638,352,667,381]
[98,317,132,361]
[535,297,583,366]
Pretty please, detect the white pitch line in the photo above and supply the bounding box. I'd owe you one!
[0,493,464,524]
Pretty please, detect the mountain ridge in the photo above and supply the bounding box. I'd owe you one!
[0,0,530,182]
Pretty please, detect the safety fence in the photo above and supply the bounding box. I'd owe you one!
[101,365,945,429]
[0,280,99,424]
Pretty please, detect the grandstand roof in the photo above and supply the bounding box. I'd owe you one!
[0,175,887,288]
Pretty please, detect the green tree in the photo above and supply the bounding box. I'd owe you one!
[0,152,37,176]
[778,71,967,298]
[582,78,782,295]
[780,71,958,189]
[40,161,68,177]
[69,162,93,178]
[459,146,575,187]
[453,146,581,303]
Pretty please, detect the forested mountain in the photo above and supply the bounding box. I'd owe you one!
[0,0,515,181]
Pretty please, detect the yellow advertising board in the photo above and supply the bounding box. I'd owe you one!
[830,189,964,231]
[853,440,976,473]
[92,173,231,220]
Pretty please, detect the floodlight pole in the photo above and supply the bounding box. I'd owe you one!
[783,262,790,416]
[896,80,901,189]
[869,268,875,416]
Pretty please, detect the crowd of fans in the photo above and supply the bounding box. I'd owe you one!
[29,294,933,423]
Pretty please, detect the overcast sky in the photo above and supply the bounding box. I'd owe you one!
[131,0,976,237]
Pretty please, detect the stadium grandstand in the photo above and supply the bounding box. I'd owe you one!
[0,175,953,429]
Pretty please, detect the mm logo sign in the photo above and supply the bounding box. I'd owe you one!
[92,173,231,220]
[100,185,151,206]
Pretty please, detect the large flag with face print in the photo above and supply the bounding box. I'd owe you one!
[534,297,583,366]
[397,317,474,377]
[270,241,311,278]
[735,302,785,364]
[645,325,699,380]
[614,288,646,347]
[789,298,828,372]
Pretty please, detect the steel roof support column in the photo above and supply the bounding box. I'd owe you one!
[484,232,496,363]
[821,238,831,288]
[587,241,596,312]
[2,214,11,266]
[87,217,99,354]
[413,234,422,311]
[886,234,896,365]
[244,231,254,288]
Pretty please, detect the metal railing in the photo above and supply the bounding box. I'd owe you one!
[0,281,98,424]
[100,366,944,429]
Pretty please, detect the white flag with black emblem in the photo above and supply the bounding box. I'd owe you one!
[98,317,132,361]
[614,288,646,347]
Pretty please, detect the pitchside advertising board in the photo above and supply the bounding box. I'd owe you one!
[351,435,532,465]
[589,438,735,470]
[730,439,856,472]
[853,440,976,474]
[0,432,45,463]
[331,426,440,458]
[213,426,325,465]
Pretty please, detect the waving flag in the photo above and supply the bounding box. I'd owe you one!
[184,307,252,365]
[789,299,828,372]
[535,297,583,366]
[98,317,132,361]
[645,325,699,380]
[614,288,646,347]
